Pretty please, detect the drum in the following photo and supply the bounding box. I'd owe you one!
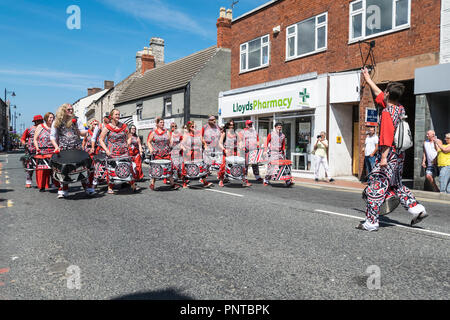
[184,160,209,179]
[204,149,222,171]
[50,149,92,184]
[20,153,37,171]
[268,159,292,181]
[248,149,267,166]
[35,154,52,170]
[149,159,172,180]
[106,156,134,184]
[225,156,245,180]
[93,152,107,183]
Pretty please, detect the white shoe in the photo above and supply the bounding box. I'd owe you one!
[26,180,32,185]
[409,204,428,226]
[57,190,68,199]
[85,188,96,195]
[356,221,379,232]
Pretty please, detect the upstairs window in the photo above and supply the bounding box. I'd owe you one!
[240,35,270,73]
[136,103,143,121]
[349,0,410,42]
[286,12,327,60]
[163,97,172,118]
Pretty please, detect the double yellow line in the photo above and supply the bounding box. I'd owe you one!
[0,161,13,209]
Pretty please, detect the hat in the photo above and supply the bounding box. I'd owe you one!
[208,115,216,121]
[246,120,253,126]
[32,115,43,122]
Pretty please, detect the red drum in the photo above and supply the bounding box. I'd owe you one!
[106,156,134,184]
[248,149,267,166]
[184,160,209,179]
[268,159,292,181]
[149,159,172,180]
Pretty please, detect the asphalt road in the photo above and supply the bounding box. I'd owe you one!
[0,152,449,300]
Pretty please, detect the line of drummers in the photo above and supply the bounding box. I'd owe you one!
[20,104,294,198]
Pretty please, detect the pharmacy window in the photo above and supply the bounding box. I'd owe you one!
[286,12,327,60]
[349,0,410,42]
[240,34,270,73]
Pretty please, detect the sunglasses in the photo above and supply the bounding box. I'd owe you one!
[67,108,73,111]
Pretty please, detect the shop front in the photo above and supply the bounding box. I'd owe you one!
[218,73,328,177]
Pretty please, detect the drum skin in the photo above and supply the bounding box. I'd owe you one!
[225,156,245,180]
[106,156,133,183]
[184,160,208,179]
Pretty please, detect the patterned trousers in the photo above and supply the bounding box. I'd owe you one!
[364,151,418,225]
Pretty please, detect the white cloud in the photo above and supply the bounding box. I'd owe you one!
[98,0,215,39]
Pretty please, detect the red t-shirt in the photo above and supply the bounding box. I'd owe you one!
[21,128,30,143]
[375,92,395,147]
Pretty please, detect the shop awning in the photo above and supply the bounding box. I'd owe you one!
[415,63,450,94]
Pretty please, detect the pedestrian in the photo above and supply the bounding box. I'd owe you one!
[358,68,427,231]
[128,125,144,181]
[21,115,44,188]
[99,109,139,194]
[313,131,334,182]
[422,130,439,192]
[363,127,378,180]
[435,133,450,193]
[50,103,95,198]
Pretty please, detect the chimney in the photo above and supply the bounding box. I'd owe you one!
[136,50,143,73]
[104,80,114,90]
[87,88,102,96]
[150,37,165,67]
[141,47,155,75]
[217,7,232,49]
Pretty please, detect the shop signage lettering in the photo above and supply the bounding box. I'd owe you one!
[233,98,293,114]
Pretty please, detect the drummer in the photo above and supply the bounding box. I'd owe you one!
[50,103,96,198]
[127,125,144,181]
[263,122,294,187]
[91,113,110,154]
[169,122,183,182]
[181,121,213,188]
[202,115,221,170]
[240,120,263,184]
[21,115,44,188]
[218,120,250,187]
[33,112,58,192]
[98,109,139,194]
[146,117,180,190]
[82,119,99,154]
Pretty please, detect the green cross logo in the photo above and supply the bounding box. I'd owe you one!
[299,88,310,103]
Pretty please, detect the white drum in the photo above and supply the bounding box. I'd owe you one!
[204,149,222,171]
[149,159,172,179]
[225,156,245,180]
[184,160,209,179]
[106,156,134,184]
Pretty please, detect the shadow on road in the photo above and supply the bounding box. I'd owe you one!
[111,287,194,300]
[0,189,14,193]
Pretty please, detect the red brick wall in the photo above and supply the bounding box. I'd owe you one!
[217,17,232,49]
[231,0,441,89]
[141,54,155,75]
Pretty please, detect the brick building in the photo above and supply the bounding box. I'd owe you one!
[218,0,443,183]
[0,98,7,150]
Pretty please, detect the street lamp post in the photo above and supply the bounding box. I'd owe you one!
[4,88,16,151]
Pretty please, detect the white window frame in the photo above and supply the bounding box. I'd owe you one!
[163,97,172,118]
[349,0,411,43]
[239,34,270,73]
[286,12,328,62]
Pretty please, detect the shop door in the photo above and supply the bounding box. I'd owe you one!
[282,122,291,160]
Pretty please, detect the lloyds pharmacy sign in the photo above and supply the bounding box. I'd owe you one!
[220,82,316,118]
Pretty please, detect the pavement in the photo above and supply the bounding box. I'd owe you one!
[0,152,449,300]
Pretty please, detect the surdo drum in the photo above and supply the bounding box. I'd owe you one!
[149,159,172,180]
[184,160,209,179]
[248,149,267,166]
[93,152,108,183]
[225,156,245,180]
[50,149,93,184]
[106,156,134,184]
[204,149,222,171]
[268,159,292,181]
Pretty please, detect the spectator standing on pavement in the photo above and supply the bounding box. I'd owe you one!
[422,130,439,192]
[435,133,450,193]
[358,68,427,231]
[363,127,378,179]
[313,131,334,182]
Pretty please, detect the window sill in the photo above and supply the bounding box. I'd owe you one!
[239,64,270,75]
[285,48,327,63]
[348,25,410,44]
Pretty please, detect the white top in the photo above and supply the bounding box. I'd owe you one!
[50,119,86,141]
[364,134,379,156]
[424,140,437,166]
[91,126,101,142]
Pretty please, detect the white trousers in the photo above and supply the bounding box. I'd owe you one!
[314,155,331,179]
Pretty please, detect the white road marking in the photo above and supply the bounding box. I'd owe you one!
[205,189,243,197]
[315,209,450,238]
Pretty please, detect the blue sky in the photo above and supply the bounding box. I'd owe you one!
[0,0,268,133]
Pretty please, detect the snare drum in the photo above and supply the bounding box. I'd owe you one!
[268,159,292,181]
[50,149,93,184]
[225,156,245,180]
[106,156,134,184]
[149,159,172,180]
[93,152,107,183]
[184,160,209,179]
